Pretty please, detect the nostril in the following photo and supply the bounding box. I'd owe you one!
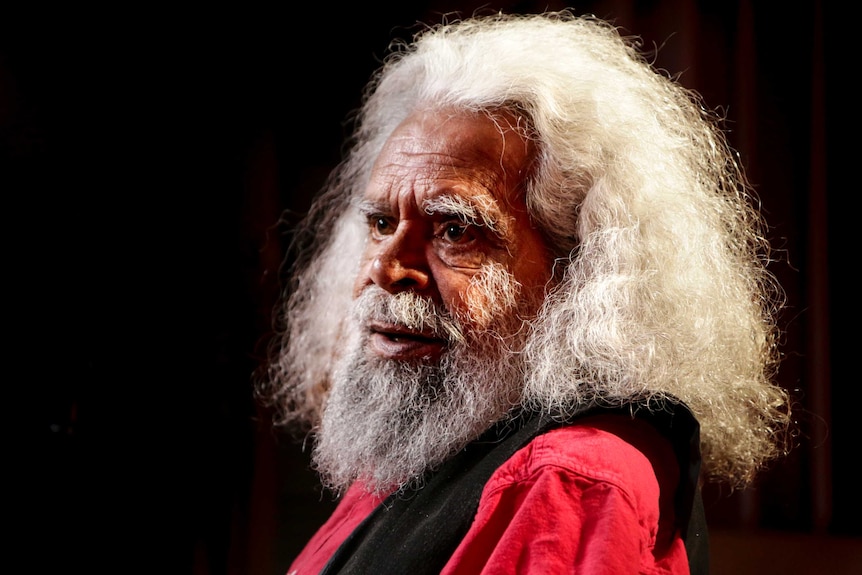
[371,253,430,293]
[392,276,418,288]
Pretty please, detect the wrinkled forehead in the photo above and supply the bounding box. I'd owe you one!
[382,107,534,163]
[367,108,536,207]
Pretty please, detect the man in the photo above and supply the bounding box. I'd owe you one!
[258,11,792,574]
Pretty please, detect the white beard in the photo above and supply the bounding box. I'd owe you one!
[311,274,532,495]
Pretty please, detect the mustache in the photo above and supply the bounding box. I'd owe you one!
[354,288,465,343]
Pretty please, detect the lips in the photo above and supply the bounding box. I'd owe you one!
[367,322,449,360]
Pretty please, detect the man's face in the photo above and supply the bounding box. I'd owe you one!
[353,109,553,360]
[311,110,554,492]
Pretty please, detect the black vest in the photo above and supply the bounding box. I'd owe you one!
[320,400,709,574]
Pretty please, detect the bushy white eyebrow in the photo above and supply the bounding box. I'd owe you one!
[423,194,509,239]
[356,199,390,217]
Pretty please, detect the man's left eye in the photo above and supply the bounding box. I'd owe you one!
[442,222,471,243]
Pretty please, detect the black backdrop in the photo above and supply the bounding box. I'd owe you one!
[5,1,854,574]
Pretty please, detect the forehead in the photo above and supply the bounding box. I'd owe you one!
[364,109,534,213]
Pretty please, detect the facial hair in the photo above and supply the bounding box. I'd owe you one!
[311,265,532,495]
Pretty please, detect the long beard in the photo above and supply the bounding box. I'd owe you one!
[312,270,533,495]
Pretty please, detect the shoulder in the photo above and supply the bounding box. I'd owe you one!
[447,413,688,574]
[487,413,680,506]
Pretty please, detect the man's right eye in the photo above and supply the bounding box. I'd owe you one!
[369,215,396,236]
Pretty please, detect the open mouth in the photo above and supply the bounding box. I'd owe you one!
[377,330,441,343]
[367,324,448,359]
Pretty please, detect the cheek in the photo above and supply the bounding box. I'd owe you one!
[352,250,375,298]
[460,284,497,329]
[440,263,520,329]
[429,265,472,317]
[511,235,554,293]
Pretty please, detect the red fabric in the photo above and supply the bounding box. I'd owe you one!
[287,483,386,575]
[288,414,689,575]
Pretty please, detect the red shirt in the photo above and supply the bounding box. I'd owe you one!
[288,414,690,574]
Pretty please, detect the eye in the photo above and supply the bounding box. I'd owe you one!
[442,222,471,243]
[368,215,396,237]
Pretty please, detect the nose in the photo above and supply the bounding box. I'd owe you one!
[369,233,431,294]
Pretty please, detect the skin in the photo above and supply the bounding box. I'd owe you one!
[353,108,554,361]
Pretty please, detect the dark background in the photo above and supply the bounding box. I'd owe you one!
[5,1,856,573]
